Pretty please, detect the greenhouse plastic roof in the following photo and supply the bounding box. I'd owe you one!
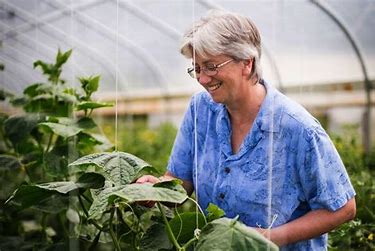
[1,0,374,96]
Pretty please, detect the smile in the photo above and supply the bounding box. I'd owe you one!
[207,82,222,92]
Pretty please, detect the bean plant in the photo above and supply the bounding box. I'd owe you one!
[0,49,278,250]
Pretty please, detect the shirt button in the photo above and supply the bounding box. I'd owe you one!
[219,193,225,199]
[224,167,231,174]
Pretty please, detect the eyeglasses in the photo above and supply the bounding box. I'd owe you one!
[187,59,234,79]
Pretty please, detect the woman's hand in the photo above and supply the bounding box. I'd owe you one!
[136,175,161,185]
[135,175,161,207]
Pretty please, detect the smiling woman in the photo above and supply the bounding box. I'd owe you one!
[137,9,357,251]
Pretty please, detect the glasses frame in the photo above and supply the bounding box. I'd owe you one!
[187,58,234,79]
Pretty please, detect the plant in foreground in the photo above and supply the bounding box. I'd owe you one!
[6,151,279,251]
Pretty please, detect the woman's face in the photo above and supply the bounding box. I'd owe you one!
[193,54,250,105]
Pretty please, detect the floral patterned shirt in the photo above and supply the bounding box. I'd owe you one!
[167,80,355,250]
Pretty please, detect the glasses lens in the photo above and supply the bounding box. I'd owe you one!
[187,67,200,78]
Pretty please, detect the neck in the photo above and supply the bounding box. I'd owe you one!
[227,78,265,124]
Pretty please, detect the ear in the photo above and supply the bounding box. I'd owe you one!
[242,59,253,77]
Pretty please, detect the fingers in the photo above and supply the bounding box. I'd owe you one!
[136,175,160,184]
[135,175,159,208]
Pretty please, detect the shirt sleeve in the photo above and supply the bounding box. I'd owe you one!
[167,96,195,182]
[297,126,356,211]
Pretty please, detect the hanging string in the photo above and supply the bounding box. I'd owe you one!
[114,0,119,153]
[114,0,120,241]
[192,0,201,240]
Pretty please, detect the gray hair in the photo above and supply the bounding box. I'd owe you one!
[180,10,262,80]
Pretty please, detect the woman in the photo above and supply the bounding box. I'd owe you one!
[137,10,356,250]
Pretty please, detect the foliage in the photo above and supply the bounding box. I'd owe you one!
[101,118,177,175]
[328,125,375,250]
[0,49,277,250]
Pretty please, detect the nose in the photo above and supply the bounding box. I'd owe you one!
[197,72,212,85]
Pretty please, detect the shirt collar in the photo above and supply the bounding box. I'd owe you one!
[255,79,282,133]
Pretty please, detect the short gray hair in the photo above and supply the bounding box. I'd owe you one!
[180,10,262,80]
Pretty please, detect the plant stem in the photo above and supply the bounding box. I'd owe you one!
[88,229,102,251]
[22,163,33,183]
[81,192,93,204]
[182,236,198,250]
[78,194,103,231]
[78,194,89,217]
[45,133,54,153]
[41,212,48,243]
[157,202,182,250]
[58,211,69,239]
[109,207,121,251]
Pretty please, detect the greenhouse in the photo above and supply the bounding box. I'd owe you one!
[0,0,374,250]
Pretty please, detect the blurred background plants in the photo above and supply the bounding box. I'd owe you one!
[328,125,375,250]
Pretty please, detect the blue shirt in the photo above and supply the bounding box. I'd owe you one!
[167,80,355,250]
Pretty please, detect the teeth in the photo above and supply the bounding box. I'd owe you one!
[208,83,222,92]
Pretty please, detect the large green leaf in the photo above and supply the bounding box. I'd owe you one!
[5,185,55,210]
[36,172,105,194]
[169,212,206,244]
[6,173,104,209]
[196,217,279,251]
[69,152,152,185]
[140,223,173,251]
[88,183,188,220]
[0,155,21,170]
[112,183,188,204]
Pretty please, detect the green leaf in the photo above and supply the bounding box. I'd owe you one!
[76,117,97,129]
[0,155,21,170]
[88,184,123,220]
[76,101,113,111]
[57,92,77,104]
[0,89,14,100]
[33,60,51,74]
[56,49,72,68]
[23,83,49,97]
[39,122,82,138]
[112,183,188,204]
[140,223,173,251]
[88,183,188,220]
[6,173,104,210]
[4,114,39,145]
[87,75,100,93]
[43,144,69,177]
[10,97,27,107]
[169,212,206,244]
[5,185,55,209]
[196,217,279,251]
[36,172,105,194]
[69,152,152,185]
[206,203,225,222]
[32,194,69,213]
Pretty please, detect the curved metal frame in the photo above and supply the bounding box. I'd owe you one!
[311,0,372,153]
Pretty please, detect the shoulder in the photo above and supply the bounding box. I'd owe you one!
[190,91,222,113]
[274,90,322,136]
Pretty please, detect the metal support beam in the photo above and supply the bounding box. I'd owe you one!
[311,0,372,154]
